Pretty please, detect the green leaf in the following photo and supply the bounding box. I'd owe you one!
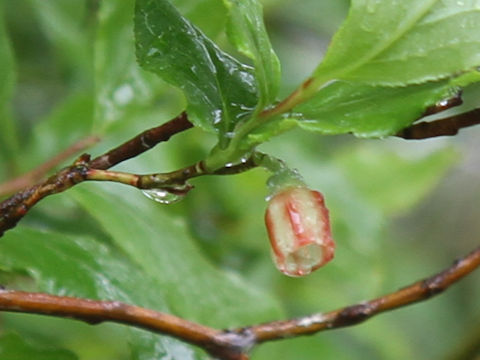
[313,0,480,86]
[0,332,77,360]
[135,0,258,139]
[335,144,458,215]
[294,79,461,138]
[246,118,297,147]
[171,0,228,39]
[0,3,18,168]
[224,0,281,105]
[70,185,282,327]
[0,227,203,359]
[95,0,172,131]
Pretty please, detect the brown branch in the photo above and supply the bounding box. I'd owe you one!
[396,108,480,140]
[0,290,244,360]
[0,112,192,237]
[242,245,480,344]
[89,111,191,170]
[0,246,478,360]
[422,91,463,116]
[0,136,100,198]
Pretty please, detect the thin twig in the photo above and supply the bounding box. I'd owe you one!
[89,111,191,170]
[397,108,480,140]
[242,246,480,343]
[0,112,192,237]
[422,91,463,116]
[85,155,259,188]
[0,136,100,198]
[0,290,244,360]
[0,246,478,360]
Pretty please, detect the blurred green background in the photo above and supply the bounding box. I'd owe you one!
[0,0,479,359]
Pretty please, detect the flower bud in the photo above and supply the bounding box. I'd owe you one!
[265,186,335,277]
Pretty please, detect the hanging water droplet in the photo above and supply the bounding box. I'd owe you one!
[142,188,185,204]
[438,99,449,107]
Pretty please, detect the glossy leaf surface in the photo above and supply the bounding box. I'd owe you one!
[171,0,228,38]
[70,185,282,327]
[224,0,281,105]
[294,78,462,137]
[135,0,258,138]
[313,0,480,86]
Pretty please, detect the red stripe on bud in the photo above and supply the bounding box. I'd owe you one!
[265,187,335,277]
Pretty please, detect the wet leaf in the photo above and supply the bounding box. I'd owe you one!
[313,0,480,86]
[294,79,460,138]
[171,0,228,38]
[70,185,282,327]
[135,0,258,140]
[224,0,281,105]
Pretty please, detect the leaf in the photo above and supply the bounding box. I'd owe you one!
[135,0,258,139]
[171,0,228,38]
[0,332,77,360]
[0,3,18,168]
[245,118,297,148]
[70,185,282,327]
[0,227,204,360]
[95,0,170,130]
[335,144,458,215]
[224,0,281,105]
[293,78,461,138]
[313,0,480,86]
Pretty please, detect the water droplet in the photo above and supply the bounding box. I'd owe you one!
[142,188,185,204]
[212,109,223,124]
[224,131,235,138]
[438,99,449,107]
[147,47,161,57]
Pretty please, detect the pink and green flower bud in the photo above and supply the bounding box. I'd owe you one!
[265,186,335,277]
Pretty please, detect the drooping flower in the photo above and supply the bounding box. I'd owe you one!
[265,186,335,277]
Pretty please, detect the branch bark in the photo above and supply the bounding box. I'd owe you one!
[0,136,100,198]
[1,246,479,360]
[89,112,191,170]
[245,245,480,343]
[396,108,480,140]
[0,112,192,237]
[2,103,480,236]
